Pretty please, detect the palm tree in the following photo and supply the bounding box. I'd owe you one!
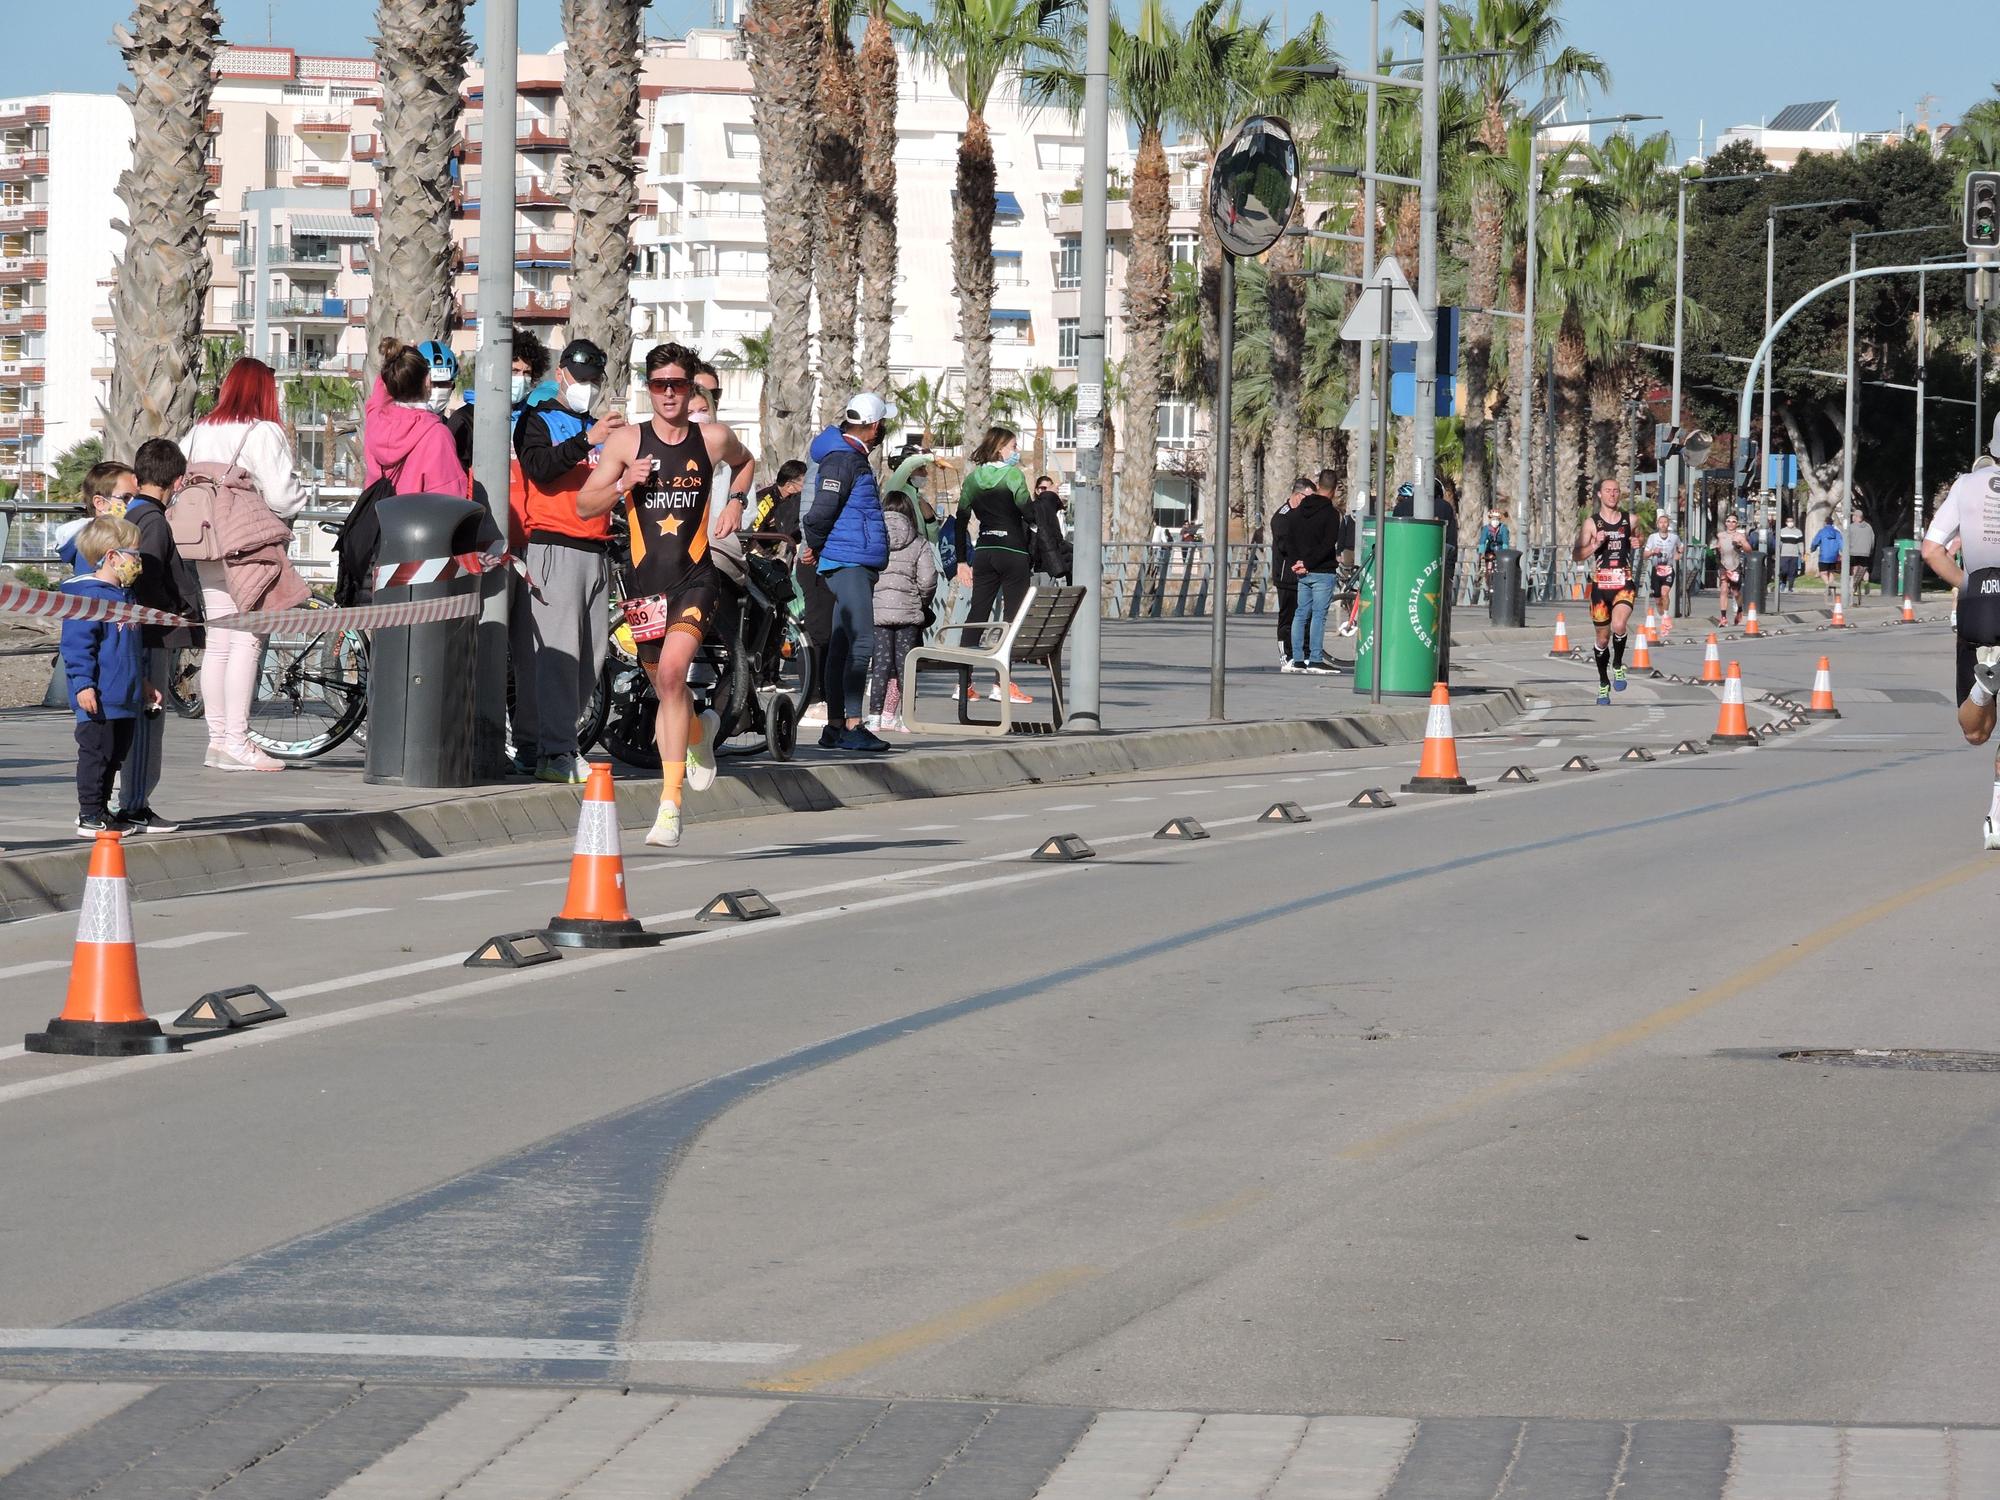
[815,4,864,420]
[745,0,822,461]
[564,0,644,409]
[191,334,246,419]
[106,1,223,458]
[718,328,775,443]
[856,0,901,394]
[894,370,955,448]
[367,0,471,383]
[49,439,106,503]
[1530,151,1616,543]
[1428,0,1607,523]
[1580,131,1675,485]
[1004,365,1071,478]
[908,0,1076,443]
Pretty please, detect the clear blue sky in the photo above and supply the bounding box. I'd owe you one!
[16,0,1998,162]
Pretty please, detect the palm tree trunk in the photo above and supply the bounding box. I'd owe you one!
[856,5,898,395]
[953,111,998,442]
[1458,107,1507,524]
[744,0,820,459]
[1554,319,1588,551]
[367,0,471,385]
[1587,362,1620,486]
[1118,127,1171,541]
[563,0,642,408]
[814,21,862,423]
[107,0,223,457]
[1266,230,1304,501]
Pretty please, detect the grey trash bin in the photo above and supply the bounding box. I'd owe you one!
[1739,553,1772,616]
[365,494,491,788]
[1488,548,1526,627]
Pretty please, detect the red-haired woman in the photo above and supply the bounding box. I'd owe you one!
[182,356,310,771]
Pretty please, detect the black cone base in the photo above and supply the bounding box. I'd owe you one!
[1402,776,1476,795]
[1709,732,1759,746]
[25,1017,182,1057]
[1803,707,1841,719]
[544,916,665,949]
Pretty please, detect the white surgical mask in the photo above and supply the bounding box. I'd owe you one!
[510,374,531,403]
[426,387,452,413]
[564,382,596,414]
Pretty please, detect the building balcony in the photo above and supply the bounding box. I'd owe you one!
[290,165,351,188]
[205,110,222,134]
[352,130,380,163]
[458,288,570,324]
[661,269,768,304]
[90,364,113,380]
[232,241,342,269]
[206,161,222,188]
[263,350,355,374]
[459,176,563,213]
[0,306,45,332]
[0,256,45,284]
[231,295,349,323]
[681,206,765,244]
[0,153,50,182]
[293,108,351,135]
[0,204,47,231]
[461,231,573,272]
[462,117,570,163]
[345,295,369,324]
[350,188,378,216]
[0,360,46,382]
[0,105,49,131]
[0,412,46,435]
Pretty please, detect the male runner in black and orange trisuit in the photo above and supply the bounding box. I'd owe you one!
[1573,478,1637,707]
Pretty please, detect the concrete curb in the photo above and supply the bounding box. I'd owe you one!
[0,690,1525,921]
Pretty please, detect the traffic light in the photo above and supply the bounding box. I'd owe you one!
[1966,171,2000,251]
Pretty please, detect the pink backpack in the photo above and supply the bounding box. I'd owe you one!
[169,426,290,561]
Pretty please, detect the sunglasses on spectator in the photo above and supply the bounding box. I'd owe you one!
[647,376,691,394]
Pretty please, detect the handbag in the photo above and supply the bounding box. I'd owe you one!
[171,427,287,561]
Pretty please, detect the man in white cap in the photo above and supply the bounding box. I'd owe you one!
[802,392,898,753]
[1921,411,2000,849]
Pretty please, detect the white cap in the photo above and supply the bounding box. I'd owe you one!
[843,392,898,426]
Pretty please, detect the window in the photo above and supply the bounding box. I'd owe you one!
[1057,236,1080,290]
[1057,317,1079,368]
[724,124,759,160]
[993,248,1024,286]
[1054,406,1076,450]
[1169,231,1200,267]
[1157,398,1198,447]
[1036,137,1085,171]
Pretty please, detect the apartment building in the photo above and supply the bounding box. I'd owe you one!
[0,93,128,501]
[1715,100,1905,170]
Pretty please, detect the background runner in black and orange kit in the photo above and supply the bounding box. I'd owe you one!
[1573,478,1638,705]
[577,342,755,849]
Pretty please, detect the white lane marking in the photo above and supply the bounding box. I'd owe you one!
[1113,796,1156,803]
[296,907,391,921]
[0,1329,795,1366]
[627,857,718,875]
[1537,737,1561,748]
[1283,777,1316,784]
[976,813,1029,822]
[0,960,67,982]
[1044,804,1095,812]
[902,824,957,831]
[521,876,572,888]
[420,890,507,903]
[139,931,243,950]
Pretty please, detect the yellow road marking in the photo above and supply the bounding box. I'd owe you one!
[1338,856,1993,1165]
[748,1266,1098,1393]
[1175,1187,1271,1231]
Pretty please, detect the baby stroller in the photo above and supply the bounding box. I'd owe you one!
[596,518,814,769]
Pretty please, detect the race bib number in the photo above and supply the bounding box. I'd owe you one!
[622,594,671,643]
[1595,568,1627,589]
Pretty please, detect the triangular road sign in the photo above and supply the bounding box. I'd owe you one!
[1340,256,1434,344]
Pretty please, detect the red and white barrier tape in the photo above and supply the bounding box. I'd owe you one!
[0,579,480,634]
[372,547,518,592]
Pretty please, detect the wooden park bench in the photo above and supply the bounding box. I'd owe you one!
[901,584,1087,737]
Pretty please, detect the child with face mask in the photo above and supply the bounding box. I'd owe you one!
[60,517,163,837]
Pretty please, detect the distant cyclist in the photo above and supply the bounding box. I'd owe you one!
[1642,511,1681,641]
[1920,416,2000,849]
[1574,478,1637,705]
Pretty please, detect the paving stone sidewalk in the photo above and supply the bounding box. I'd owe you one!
[0,1379,1992,1499]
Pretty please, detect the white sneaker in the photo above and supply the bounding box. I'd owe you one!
[646,803,682,848]
[685,708,719,792]
[216,744,284,772]
[1281,659,1303,674]
[1985,816,2000,852]
[880,714,907,734]
[863,713,882,731]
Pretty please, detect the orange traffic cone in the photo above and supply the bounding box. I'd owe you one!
[1901,596,1916,624]
[1403,683,1477,794]
[1743,605,1761,637]
[1549,613,1571,656]
[1830,595,1846,628]
[25,832,180,1056]
[1804,656,1841,719]
[1643,607,1659,644]
[544,758,659,949]
[1708,662,1759,746]
[1631,628,1653,673]
[1699,633,1724,684]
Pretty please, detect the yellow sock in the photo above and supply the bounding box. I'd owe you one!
[661,762,686,807]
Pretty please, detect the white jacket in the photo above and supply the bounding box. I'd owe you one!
[180,419,308,521]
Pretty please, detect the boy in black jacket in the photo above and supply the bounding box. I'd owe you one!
[118,439,202,832]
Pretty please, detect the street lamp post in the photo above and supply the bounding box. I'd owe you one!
[1066,0,1108,732]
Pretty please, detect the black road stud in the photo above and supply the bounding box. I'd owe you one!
[1260,802,1311,823]
[1350,787,1397,808]
[465,931,562,969]
[1620,746,1657,763]
[1032,833,1095,862]
[698,889,782,922]
[1498,765,1538,784]
[173,985,286,1030]
[1672,739,1708,755]
[1155,818,1210,841]
[1562,754,1598,773]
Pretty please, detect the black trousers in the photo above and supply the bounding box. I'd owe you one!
[1276,584,1297,650]
[76,716,137,817]
[967,549,1032,630]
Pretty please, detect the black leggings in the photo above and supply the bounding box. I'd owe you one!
[867,622,922,716]
[968,549,1032,631]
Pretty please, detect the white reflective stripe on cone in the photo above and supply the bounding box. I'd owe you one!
[572,799,622,857]
[1425,704,1452,739]
[1722,679,1743,704]
[74,876,133,945]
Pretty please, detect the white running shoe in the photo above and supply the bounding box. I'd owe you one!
[685,708,719,792]
[1976,647,2000,700]
[1985,816,2000,852]
[863,713,882,731]
[646,803,682,848]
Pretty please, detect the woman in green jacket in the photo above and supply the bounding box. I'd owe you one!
[956,425,1036,629]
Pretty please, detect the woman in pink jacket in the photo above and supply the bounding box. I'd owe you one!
[364,338,471,499]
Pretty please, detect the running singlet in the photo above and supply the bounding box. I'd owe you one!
[622,419,715,597]
[1591,512,1636,590]
[1924,467,2000,576]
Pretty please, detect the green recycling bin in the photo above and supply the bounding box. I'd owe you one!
[1353,515,1445,697]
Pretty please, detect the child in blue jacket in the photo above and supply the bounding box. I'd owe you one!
[60,517,161,837]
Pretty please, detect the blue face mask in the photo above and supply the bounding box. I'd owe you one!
[1005,451,1021,468]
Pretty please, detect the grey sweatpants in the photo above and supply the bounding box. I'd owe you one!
[518,541,608,760]
[115,646,168,815]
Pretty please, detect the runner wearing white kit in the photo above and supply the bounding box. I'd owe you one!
[1919,412,2000,850]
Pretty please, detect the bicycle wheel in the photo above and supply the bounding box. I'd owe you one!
[164,645,205,719]
[246,601,370,760]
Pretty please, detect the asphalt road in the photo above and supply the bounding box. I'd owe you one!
[0,620,1994,1497]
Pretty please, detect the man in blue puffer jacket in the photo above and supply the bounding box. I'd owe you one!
[802,391,896,752]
